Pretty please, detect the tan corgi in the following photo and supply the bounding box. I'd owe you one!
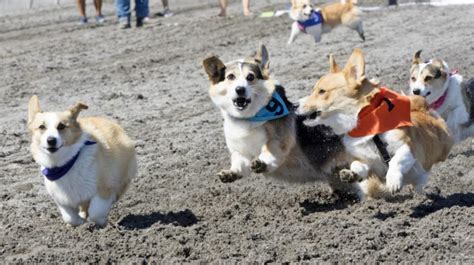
[202,45,368,197]
[297,49,453,195]
[408,50,474,143]
[27,96,137,227]
[288,0,364,45]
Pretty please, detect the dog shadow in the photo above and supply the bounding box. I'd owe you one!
[299,192,359,215]
[410,192,474,218]
[118,209,198,230]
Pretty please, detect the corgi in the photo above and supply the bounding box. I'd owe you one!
[202,45,384,199]
[296,49,453,195]
[27,96,137,227]
[408,50,474,143]
[288,0,364,45]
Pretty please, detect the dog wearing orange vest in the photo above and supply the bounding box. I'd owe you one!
[296,49,452,196]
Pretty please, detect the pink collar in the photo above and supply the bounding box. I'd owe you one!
[429,70,458,110]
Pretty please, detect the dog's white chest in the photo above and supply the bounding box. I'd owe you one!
[223,118,267,158]
[43,146,98,208]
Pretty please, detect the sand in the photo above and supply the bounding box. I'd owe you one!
[1,0,473,263]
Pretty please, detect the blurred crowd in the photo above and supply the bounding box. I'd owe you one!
[75,0,253,28]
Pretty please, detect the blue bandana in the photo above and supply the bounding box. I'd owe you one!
[248,91,290,122]
[41,141,97,181]
[297,10,323,33]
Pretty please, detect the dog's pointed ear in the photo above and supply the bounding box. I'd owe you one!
[28,95,41,125]
[203,56,226,84]
[69,102,88,120]
[412,50,422,65]
[255,44,270,77]
[343,48,366,86]
[329,54,340,73]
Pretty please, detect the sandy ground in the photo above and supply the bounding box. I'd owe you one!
[1,0,473,263]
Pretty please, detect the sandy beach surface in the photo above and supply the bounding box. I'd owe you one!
[1,0,473,262]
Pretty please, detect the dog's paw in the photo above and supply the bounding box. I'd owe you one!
[386,172,403,194]
[339,169,361,183]
[251,159,267,174]
[217,170,242,183]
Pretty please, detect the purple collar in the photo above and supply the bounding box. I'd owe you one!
[297,10,323,33]
[429,70,458,110]
[41,141,96,181]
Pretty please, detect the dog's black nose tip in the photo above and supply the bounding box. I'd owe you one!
[47,136,57,146]
[235,86,246,96]
[413,89,421,95]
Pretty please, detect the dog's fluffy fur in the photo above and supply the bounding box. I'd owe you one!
[409,50,474,143]
[297,49,453,196]
[202,45,373,197]
[288,0,364,45]
[28,96,137,227]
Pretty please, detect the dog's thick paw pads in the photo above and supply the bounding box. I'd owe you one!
[339,169,361,183]
[217,170,242,183]
[251,159,267,173]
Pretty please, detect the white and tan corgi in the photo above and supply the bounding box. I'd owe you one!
[27,96,137,227]
[408,50,474,143]
[202,45,381,199]
[297,49,453,196]
[288,0,364,45]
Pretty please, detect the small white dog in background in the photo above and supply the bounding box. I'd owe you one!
[409,50,474,143]
[27,96,137,227]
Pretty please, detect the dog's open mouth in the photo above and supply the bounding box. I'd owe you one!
[307,111,321,120]
[233,97,251,110]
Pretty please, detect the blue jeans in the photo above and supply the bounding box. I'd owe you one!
[116,0,149,20]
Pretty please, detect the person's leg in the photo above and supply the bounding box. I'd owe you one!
[218,0,227,17]
[159,0,173,17]
[116,0,131,28]
[94,0,103,16]
[135,0,149,27]
[76,0,88,24]
[161,0,169,10]
[242,0,251,16]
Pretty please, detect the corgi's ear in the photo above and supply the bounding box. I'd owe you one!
[28,95,41,125]
[412,50,422,65]
[329,54,340,73]
[69,102,88,120]
[255,44,270,77]
[343,48,366,86]
[203,56,226,84]
[291,0,297,6]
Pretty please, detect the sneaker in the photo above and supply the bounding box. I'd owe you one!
[95,15,105,24]
[119,17,130,29]
[79,16,88,25]
[136,16,148,27]
[156,8,173,17]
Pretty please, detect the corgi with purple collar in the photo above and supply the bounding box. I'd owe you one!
[27,96,137,227]
[288,0,365,45]
[408,50,474,143]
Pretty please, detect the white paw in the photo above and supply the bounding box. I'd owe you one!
[386,172,403,194]
[63,216,85,227]
[88,215,108,227]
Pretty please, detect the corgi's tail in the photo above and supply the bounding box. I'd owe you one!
[365,175,390,199]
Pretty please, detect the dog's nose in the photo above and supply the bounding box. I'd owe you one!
[235,86,246,97]
[413,89,421,95]
[47,136,57,146]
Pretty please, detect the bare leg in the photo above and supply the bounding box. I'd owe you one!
[76,0,86,17]
[94,0,103,16]
[242,0,251,16]
[162,0,169,9]
[219,0,227,17]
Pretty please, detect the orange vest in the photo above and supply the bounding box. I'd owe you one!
[348,87,413,137]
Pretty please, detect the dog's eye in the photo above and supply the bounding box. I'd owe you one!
[227,74,236,81]
[57,123,66,130]
[303,4,307,8]
[411,77,416,82]
[424,76,433,82]
[318,89,326,95]
[39,124,46,130]
[246,74,255,82]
